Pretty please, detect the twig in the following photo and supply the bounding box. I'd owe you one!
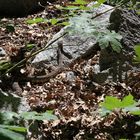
[91,4,122,19]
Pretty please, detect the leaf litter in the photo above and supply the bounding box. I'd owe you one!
[0,1,140,139]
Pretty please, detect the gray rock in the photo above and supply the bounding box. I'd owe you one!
[33,4,113,65]
[109,8,140,51]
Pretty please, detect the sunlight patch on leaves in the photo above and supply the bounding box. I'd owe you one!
[98,0,106,4]
[26,18,45,24]
[100,96,122,110]
[73,0,88,5]
[26,44,36,50]
[100,94,139,116]
[50,18,58,25]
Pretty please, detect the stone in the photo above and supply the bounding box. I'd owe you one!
[33,5,140,83]
[99,8,140,73]
[109,8,140,51]
[33,4,113,65]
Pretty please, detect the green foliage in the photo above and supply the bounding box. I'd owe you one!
[26,17,69,26]
[97,30,122,53]
[0,125,26,132]
[0,111,19,125]
[21,111,58,121]
[0,111,58,140]
[26,44,36,50]
[0,127,25,140]
[0,60,12,74]
[61,0,90,11]
[50,18,58,25]
[0,111,58,123]
[134,44,140,63]
[73,0,87,5]
[98,0,107,4]
[26,17,45,24]
[66,12,122,53]
[100,94,140,116]
[0,111,26,140]
[100,94,136,111]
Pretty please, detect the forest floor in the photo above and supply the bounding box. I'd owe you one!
[0,1,140,140]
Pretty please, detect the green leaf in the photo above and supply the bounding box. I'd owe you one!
[121,94,136,107]
[20,112,37,120]
[100,96,122,110]
[92,2,102,8]
[21,111,58,121]
[131,0,136,5]
[123,105,140,112]
[50,18,58,25]
[110,38,122,53]
[111,30,122,40]
[98,0,106,4]
[98,31,122,52]
[0,128,25,140]
[26,44,36,50]
[62,6,80,10]
[0,125,26,133]
[98,35,110,49]
[130,110,140,115]
[26,18,44,24]
[79,5,90,10]
[0,112,19,125]
[134,44,140,62]
[41,112,58,120]
[73,0,87,5]
[0,61,12,71]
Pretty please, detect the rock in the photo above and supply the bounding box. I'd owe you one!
[109,8,140,51]
[0,0,48,17]
[32,5,140,84]
[33,4,113,65]
[99,8,140,74]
